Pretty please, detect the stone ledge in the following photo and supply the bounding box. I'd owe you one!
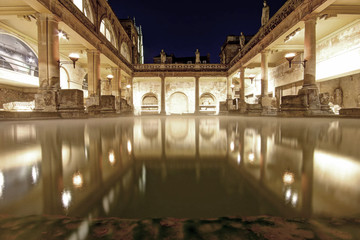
[340,108,360,116]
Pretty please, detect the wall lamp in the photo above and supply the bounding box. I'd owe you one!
[285,53,306,68]
[107,74,114,82]
[59,53,80,68]
[245,74,256,84]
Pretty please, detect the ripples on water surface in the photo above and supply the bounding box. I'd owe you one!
[0,116,359,219]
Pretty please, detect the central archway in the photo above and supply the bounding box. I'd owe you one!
[169,92,188,114]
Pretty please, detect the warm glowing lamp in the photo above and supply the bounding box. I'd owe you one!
[285,53,306,68]
[248,74,256,84]
[283,171,295,185]
[107,74,114,82]
[285,53,296,68]
[72,172,83,188]
[126,84,131,89]
[108,151,115,165]
[68,53,80,68]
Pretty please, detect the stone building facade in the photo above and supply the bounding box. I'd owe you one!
[0,0,360,116]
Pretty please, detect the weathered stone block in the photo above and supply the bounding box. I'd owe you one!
[58,89,84,111]
[100,95,115,112]
[35,90,58,112]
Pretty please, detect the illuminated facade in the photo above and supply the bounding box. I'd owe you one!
[0,0,360,116]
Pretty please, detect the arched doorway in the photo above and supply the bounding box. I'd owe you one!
[169,92,188,114]
[200,93,217,113]
[141,93,158,113]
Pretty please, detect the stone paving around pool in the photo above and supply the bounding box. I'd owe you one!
[0,215,359,240]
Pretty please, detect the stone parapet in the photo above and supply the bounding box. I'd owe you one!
[340,108,360,117]
[58,89,84,111]
[134,64,227,73]
[100,95,116,112]
[34,90,58,112]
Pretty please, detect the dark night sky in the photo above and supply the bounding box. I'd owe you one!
[108,0,286,63]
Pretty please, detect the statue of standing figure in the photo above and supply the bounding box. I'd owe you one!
[261,0,270,27]
[239,32,245,49]
[195,49,201,64]
[160,49,166,64]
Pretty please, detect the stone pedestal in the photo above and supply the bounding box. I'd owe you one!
[238,101,247,114]
[100,95,115,112]
[260,96,277,115]
[58,89,84,111]
[35,90,58,112]
[86,96,100,110]
[247,103,262,115]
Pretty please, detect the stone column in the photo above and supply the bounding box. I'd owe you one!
[160,76,166,114]
[239,67,247,113]
[227,76,233,110]
[195,76,200,114]
[35,13,60,111]
[304,18,316,86]
[130,77,134,108]
[261,50,269,98]
[111,68,121,112]
[86,50,101,107]
[298,16,320,109]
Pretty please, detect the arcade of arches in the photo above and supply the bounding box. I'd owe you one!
[1,0,360,117]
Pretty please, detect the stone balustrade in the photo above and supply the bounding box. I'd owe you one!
[134,64,227,72]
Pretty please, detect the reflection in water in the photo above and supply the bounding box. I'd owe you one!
[0,117,359,220]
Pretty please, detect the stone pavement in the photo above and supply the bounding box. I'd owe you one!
[0,215,359,240]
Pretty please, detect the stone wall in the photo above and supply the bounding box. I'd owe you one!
[317,20,360,81]
[318,73,360,108]
[0,86,36,109]
[133,78,161,114]
[199,78,227,108]
[166,77,195,114]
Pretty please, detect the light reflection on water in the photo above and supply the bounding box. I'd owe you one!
[0,116,359,219]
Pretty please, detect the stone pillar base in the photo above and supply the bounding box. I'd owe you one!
[86,96,100,112]
[58,89,84,112]
[280,84,333,116]
[100,95,116,112]
[35,90,58,112]
[115,96,121,113]
[260,96,278,115]
[238,101,247,114]
[246,103,262,115]
[227,99,234,111]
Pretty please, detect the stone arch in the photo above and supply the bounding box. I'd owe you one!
[72,0,94,23]
[0,33,38,77]
[60,67,70,89]
[99,17,117,48]
[142,92,158,106]
[120,41,131,62]
[200,92,217,106]
[169,92,189,114]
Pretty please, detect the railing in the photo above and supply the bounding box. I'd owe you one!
[134,63,227,72]
[0,54,38,77]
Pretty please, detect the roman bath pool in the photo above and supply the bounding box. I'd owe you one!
[0,116,359,239]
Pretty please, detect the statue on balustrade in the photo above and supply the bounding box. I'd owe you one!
[261,0,270,27]
[160,49,166,64]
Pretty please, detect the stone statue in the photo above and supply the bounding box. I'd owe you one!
[160,49,166,64]
[333,87,343,106]
[239,32,245,49]
[195,49,200,63]
[261,0,270,27]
